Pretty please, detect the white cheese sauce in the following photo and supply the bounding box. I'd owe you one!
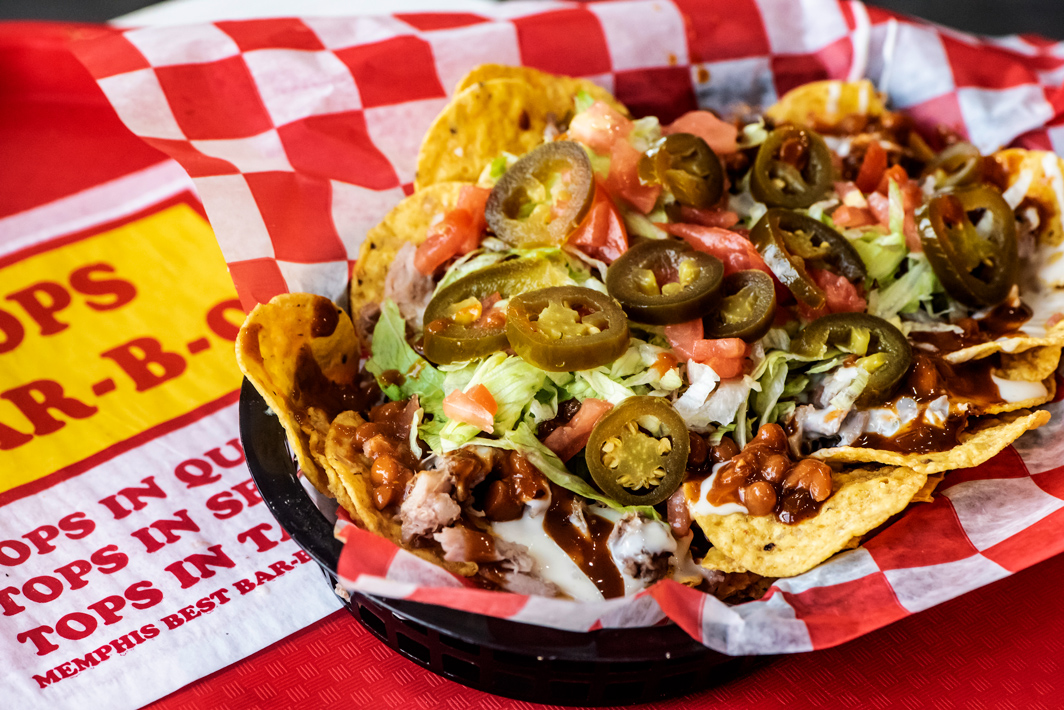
[689,464,748,517]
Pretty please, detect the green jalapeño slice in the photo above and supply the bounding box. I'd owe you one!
[422,257,568,364]
[916,185,1018,308]
[750,126,834,208]
[585,396,690,507]
[605,240,724,325]
[790,313,912,406]
[751,209,866,309]
[505,286,629,372]
[704,270,777,342]
[485,140,595,248]
[638,133,724,208]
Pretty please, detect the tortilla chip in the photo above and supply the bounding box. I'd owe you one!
[236,294,359,499]
[415,78,614,189]
[810,409,1051,474]
[991,148,1064,249]
[687,465,927,577]
[998,342,1064,382]
[977,375,1055,416]
[700,547,748,574]
[349,181,466,320]
[765,79,885,129]
[455,64,628,117]
[910,472,945,504]
[324,410,478,577]
[943,321,1064,364]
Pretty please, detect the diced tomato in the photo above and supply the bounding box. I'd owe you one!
[657,223,766,276]
[663,111,739,155]
[867,187,922,252]
[876,165,909,195]
[832,205,877,228]
[413,185,492,275]
[855,140,887,194]
[796,269,867,320]
[664,319,749,378]
[675,205,740,229]
[466,384,498,417]
[1048,312,1064,329]
[443,388,496,433]
[568,177,629,263]
[606,138,661,213]
[543,398,613,462]
[835,181,869,208]
[458,184,491,233]
[568,101,632,155]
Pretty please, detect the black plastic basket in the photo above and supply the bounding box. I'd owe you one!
[239,379,759,706]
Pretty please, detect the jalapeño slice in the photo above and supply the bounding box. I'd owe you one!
[485,140,595,248]
[922,141,983,190]
[638,133,724,208]
[585,396,690,507]
[790,313,912,406]
[506,286,629,372]
[750,209,866,309]
[704,270,777,342]
[916,185,1018,308]
[422,257,567,364]
[605,240,724,325]
[750,126,834,208]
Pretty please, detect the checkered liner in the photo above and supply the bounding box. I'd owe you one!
[73,0,1064,654]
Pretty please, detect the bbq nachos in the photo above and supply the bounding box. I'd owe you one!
[237,66,1064,601]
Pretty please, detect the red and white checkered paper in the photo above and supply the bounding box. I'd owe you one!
[73,0,1064,654]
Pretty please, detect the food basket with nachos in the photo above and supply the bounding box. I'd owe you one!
[72,1,1064,704]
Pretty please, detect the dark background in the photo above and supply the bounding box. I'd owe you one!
[0,0,1062,39]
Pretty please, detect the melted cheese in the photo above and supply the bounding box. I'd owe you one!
[991,374,1049,403]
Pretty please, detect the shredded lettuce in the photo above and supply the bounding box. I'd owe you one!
[752,351,790,427]
[366,300,446,416]
[438,353,547,451]
[849,228,907,284]
[869,255,940,319]
[574,89,595,114]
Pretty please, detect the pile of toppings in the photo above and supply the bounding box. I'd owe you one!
[242,71,1064,604]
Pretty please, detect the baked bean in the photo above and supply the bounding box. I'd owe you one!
[783,459,833,502]
[370,400,406,422]
[742,481,777,516]
[762,454,790,484]
[667,489,692,537]
[710,436,739,464]
[363,434,398,459]
[353,421,383,448]
[373,482,402,510]
[750,423,787,454]
[688,432,708,467]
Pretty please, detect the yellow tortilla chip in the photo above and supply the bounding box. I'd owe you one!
[324,410,478,577]
[991,148,1064,249]
[700,547,748,574]
[688,465,927,577]
[235,294,359,499]
[910,472,945,504]
[977,376,1055,416]
[415,77,622,189]
[999,344,1064,382]
[810,409,1051,474]
[455,64,628,117]
[765,79,885,129]
[349,181,466,320]
[943,320,1064,364]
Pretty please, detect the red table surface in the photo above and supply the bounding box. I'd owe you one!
[3,20,1063,710]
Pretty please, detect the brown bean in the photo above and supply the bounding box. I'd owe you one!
[750,423,788,454]
[373,482,401,510]
[667,488,692,537]
[710,436,739,463]
[353,421,382,448]
[363,434,398,460]
[742,481,777,516]
[784,459,834,502]
[761,454,790,484]
[370,400,406,423]
[688,431,708,467]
